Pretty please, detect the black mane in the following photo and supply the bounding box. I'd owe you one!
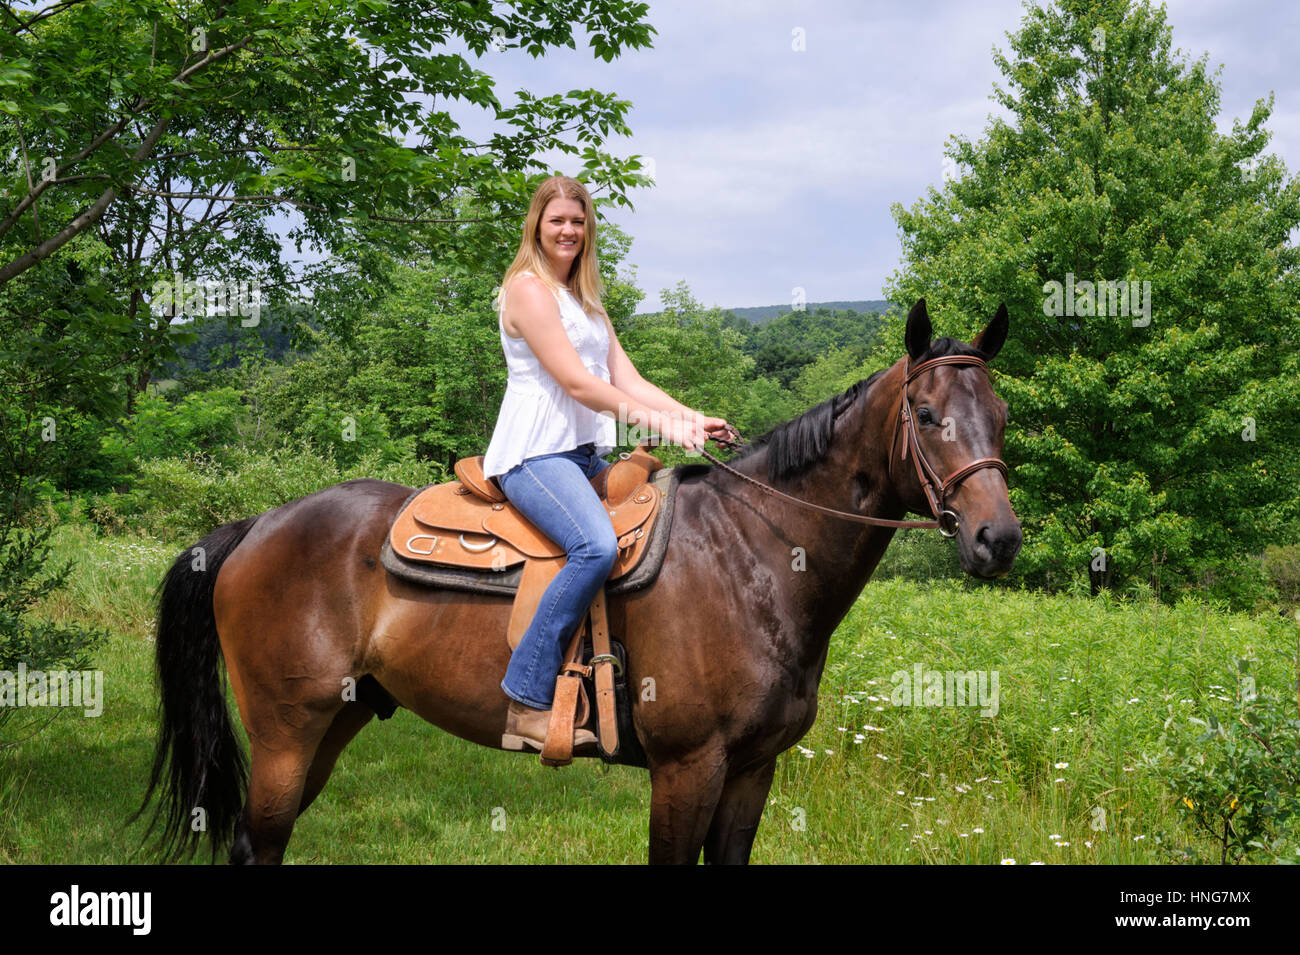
[723,337,984,484]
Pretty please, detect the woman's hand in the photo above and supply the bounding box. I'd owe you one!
[661,415,711,452]
[695,413,738,445]
[659,412,736,452]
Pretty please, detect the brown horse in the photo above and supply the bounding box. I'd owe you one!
[135,299,1021,865]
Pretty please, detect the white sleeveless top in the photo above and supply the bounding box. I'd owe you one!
[482,270,617,480]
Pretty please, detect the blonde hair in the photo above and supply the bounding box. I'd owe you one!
[499,175,607,322]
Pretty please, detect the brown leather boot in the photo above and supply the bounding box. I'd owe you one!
[501,700,597,752]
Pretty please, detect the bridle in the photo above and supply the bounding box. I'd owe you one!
[696,352,1009,537]
[887,353,1010,537]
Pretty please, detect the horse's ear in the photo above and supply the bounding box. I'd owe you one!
[972,302,1008,361]
[905,299,932,361]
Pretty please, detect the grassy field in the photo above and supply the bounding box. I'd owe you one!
[5,520,1297,864]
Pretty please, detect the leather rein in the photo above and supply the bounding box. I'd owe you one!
[695,353,1009,537]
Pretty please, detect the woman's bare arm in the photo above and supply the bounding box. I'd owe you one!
[600,314,696,418]
[503,275,708,446]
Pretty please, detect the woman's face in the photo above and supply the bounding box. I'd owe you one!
[538,196,585,279]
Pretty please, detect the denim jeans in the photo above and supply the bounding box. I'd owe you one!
[497,443,617,709]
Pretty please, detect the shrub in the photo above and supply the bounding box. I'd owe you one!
[875,528,965,582]
[91,440,445,541]
[1154,661,1300,864]
[98,387,246,480]
[1262,544,1300,607]
[0,522,108,746]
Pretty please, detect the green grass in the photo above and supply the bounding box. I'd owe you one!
[6,520,1297,864]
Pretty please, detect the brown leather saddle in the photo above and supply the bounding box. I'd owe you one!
[385,440,668,765]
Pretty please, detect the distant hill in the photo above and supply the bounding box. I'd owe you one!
[726,300,892,324]
[157,308,315,378]
[624,299,894,388]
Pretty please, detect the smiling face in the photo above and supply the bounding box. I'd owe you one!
[537,196,586,282]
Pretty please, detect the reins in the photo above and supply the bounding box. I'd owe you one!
[695,353,1009,537]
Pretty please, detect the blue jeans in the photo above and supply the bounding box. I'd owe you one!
[497,443,617,709]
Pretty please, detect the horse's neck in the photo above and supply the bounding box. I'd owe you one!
[712,372,906,660]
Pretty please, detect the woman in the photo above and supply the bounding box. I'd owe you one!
[483,175,732,752]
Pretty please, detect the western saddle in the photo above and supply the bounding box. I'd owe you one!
[386,439,667,766]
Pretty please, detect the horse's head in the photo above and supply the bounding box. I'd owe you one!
[890,299,1022,578]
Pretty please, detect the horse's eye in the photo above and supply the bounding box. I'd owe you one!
[917,407,934,424]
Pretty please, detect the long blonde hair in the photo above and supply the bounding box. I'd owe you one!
[498,175,607,322]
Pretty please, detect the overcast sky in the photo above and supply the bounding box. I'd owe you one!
[446,0,1298,310]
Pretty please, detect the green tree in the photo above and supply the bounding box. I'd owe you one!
[0,243,116,748]
[264,260,506,471]
[885,0,1300,604]
[620,282,798,457]
[0,261,107,743]
[790,342,879,408]
[96,387,246,485]
[1,0,657,420]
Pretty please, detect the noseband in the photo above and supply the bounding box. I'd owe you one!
[889,354,1010,537]
[698,353,1009,535]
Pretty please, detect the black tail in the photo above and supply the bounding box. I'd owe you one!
[131,515,259,862]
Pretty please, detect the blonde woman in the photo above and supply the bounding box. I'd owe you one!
[483,175,732,752]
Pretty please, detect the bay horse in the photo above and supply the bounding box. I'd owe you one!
[135,298,1021,864]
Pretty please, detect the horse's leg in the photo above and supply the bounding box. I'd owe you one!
[230,703,370,865]
[222,633,346,865]
[647,748,728,865]
[298,702,375,816]
[701,758,778,865]
[228,705,339,865]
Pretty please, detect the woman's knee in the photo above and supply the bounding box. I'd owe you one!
[576,523,619,570]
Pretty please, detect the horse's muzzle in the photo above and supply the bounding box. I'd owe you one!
[961,518,1023,579]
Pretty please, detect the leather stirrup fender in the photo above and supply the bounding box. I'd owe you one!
[508,558,562,650]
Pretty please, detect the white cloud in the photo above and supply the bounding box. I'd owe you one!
[449,0,1296,308]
